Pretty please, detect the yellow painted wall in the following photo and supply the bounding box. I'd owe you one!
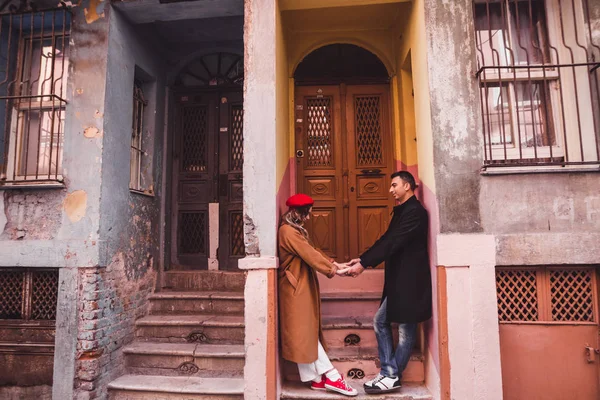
[393,0,436,192]
[276,3,291,188]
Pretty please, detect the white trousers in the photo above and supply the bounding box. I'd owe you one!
[297,340,334,382]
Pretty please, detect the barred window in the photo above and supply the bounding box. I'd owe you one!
[0,8,71,185]
[0,268,59,321]
[496,266,597,323]
[130,81,147,192]
[474,0,600,169]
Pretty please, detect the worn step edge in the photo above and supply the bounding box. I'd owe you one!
[151,291,244,300]
[322,316,373,329]
[321,291,382,300]
[123,342,245,358]
[108,375,244,395]
[136,315,244,327]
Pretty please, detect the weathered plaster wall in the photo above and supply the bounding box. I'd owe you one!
[72,6,166,399]
[423,0,482,235]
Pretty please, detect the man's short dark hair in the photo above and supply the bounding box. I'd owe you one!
[391,171,418,191]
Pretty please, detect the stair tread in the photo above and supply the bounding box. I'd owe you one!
[327,347,423,361]
[281,381,432,399]
[108,374,244,394]
[321,291,381,300]
[151,291,244,300]
[322,315,373,328]
[136,315,244,327]
[123,342,245,357]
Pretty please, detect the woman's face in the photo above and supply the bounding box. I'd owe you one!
[305,207,313,221]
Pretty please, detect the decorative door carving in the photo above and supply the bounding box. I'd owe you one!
[171,90,244,270]
[295,85,394,262]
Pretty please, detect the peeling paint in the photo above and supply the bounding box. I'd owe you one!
[64,190,88,222]
[244,213,260,256]
[83,126,101,138]
[0,194,6,235]
[84,0,106,24]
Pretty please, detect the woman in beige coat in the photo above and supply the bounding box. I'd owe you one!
[278,193,357,397]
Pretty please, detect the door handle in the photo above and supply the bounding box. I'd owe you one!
[585,344,599,363]
[361,168,382,175]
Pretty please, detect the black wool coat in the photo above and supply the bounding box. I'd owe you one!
[360,195,432,324]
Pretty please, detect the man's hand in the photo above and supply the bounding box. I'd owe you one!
[346,258,361,266]
[338,263,365,278]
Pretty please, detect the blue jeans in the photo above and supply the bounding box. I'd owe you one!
[373,298,418,379]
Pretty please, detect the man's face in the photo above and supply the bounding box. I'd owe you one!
[389,177,410,202]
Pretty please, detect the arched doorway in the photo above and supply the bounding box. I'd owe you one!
[294,44,395,262]
[169,52,244,270]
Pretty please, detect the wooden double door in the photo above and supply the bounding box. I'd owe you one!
[295,85,395,262]
[170,90,244,270]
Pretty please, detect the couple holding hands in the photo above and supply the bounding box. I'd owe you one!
[278,171,432,396]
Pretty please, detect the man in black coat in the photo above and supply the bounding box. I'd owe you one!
[339,171,432,394]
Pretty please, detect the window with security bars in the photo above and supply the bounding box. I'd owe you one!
[0,8,71,185]
[473,0,600,168]
[496,266,598,323]
[0,268,59,321]
[130,81,148,192]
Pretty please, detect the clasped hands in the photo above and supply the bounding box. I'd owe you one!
[333,258,365,278]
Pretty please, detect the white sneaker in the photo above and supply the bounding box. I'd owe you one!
[363,373,384,388]
[363,374,401,394]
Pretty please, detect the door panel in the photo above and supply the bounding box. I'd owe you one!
[171,90,243,270]
[296,86,345,261]
[346,85,394,261]
[296,85,394,262]
[171,93,218,269]
[218,92,245,270]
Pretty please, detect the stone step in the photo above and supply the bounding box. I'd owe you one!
[123,342,244,377]
[149,291,245,315]
[282,347,424,384]
[108,375,244,400]
[164,270,246,292]
[135,315,244,344]
[281,381,432,400]
[321,315,378,348]
[321,291,381,317]
[318,269,384,293]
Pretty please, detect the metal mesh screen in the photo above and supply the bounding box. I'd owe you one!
[179,212,206,254]
[496,269,539,322]
[306,98,332,167]
[550,269,594,322]
[0,270,24,319]
[355,96,383,166]
[230,212,245,256]
[182,106,208,173]
[230,106,243,172]
[31,270,59,320]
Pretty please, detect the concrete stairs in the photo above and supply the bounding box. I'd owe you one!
[108,271,246,400]
[280,270,432,399]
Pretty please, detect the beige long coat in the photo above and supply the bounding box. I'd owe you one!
[278,223,336,364]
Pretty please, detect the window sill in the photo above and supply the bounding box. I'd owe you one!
[481,164,600,175]
[0,182,66,190]
[130,188,155,198]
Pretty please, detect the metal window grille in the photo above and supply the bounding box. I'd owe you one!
[0,268,58,321]
[496,266,598,323]
[473,0,600,168]
[0,7,71,184]
[130,81,147,191]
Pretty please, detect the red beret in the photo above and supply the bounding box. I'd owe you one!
[286,194,314,208]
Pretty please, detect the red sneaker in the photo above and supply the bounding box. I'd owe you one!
[324,375,358,397]
[310,374,326,391]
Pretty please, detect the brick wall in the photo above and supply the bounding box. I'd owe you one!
[74,253,156,400]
